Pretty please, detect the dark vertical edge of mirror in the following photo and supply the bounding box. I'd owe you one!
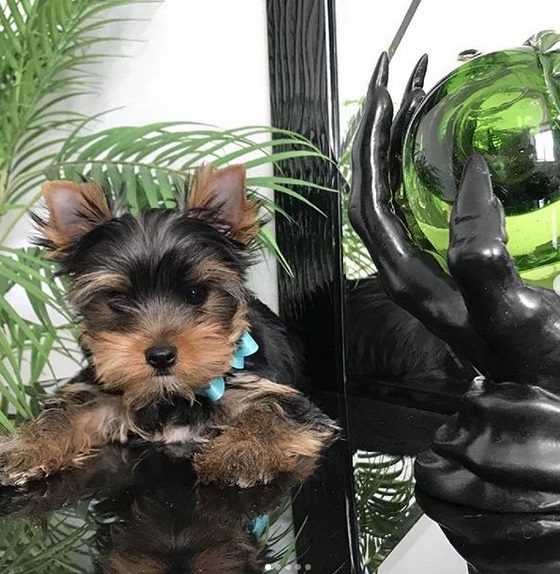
[266,1,360,572]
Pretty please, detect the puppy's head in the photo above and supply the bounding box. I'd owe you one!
[35,165,260,409]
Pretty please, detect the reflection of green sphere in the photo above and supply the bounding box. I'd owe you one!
[403,31,560,288]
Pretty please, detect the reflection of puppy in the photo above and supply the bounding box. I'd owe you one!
[346,276,475,383]
[0,164,337,488]
[96,452,283,574]
[0,445,295,574]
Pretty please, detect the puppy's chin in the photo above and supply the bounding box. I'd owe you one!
[92,358,217,410]
[120,374,199,411]
[150,372,212,398]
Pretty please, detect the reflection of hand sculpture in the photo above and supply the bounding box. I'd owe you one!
[350,53,560,573]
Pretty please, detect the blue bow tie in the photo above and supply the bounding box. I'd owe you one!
[251,514,269,538]
[194,332,259,402]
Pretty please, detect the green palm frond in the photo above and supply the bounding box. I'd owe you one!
[259,491,298,571]
[0,0,140,215]
[0,246,79,429]
[354,451,421,571]
[52,123,334,206]
[339,99,376,279]
[0,505,94,574]
[38,122,335,274]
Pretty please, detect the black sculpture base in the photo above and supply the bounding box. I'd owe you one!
[414,375,560,573]
[417,489,560,574]
[415,377,560,513]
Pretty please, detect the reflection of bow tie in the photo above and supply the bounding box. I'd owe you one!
[194,332,259,402]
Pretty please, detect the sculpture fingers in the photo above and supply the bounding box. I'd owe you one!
[405,52,428,93]
[349,52,390,236]
[448,154,560,388]
[389,54,428,192]
[349,56,483,367]
[371,50,389,89]
[448,154,521,293]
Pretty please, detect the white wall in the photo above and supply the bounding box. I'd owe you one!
[6,0,277,309]
[379,515,467,574]
[337,0,560,127]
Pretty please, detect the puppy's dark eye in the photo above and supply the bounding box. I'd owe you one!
[184,285,207,305]
[106,292,131,313]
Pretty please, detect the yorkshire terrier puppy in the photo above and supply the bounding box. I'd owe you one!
[0,165,337,488]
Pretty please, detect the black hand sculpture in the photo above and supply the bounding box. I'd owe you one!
[350,53,560,573]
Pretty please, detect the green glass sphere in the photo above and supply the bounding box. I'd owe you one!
[402,31,560,288]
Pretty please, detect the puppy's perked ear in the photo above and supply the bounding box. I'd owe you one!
[38,180,112,257]
[187,165,260,245]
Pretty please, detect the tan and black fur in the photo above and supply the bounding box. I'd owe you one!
[0,165,337,487]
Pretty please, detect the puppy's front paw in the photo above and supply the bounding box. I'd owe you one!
[0,465,46,487]
[0,456,45,487]
[0,438,61,487]
[194,436,282,488]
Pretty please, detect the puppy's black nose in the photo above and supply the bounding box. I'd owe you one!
[145,345,177,370]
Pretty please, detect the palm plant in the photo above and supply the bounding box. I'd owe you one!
[339,97,377,279]
[0,0,334,435]
[353,452,421,572]
[0,0,136,430]
[0,505,94,574]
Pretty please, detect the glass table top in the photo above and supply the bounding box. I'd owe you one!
[0,387,469,574]
[2,377,556,574]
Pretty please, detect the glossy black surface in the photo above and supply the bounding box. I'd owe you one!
[266,1,360,572]
[0,399,450,574]
[0,445,296,573]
